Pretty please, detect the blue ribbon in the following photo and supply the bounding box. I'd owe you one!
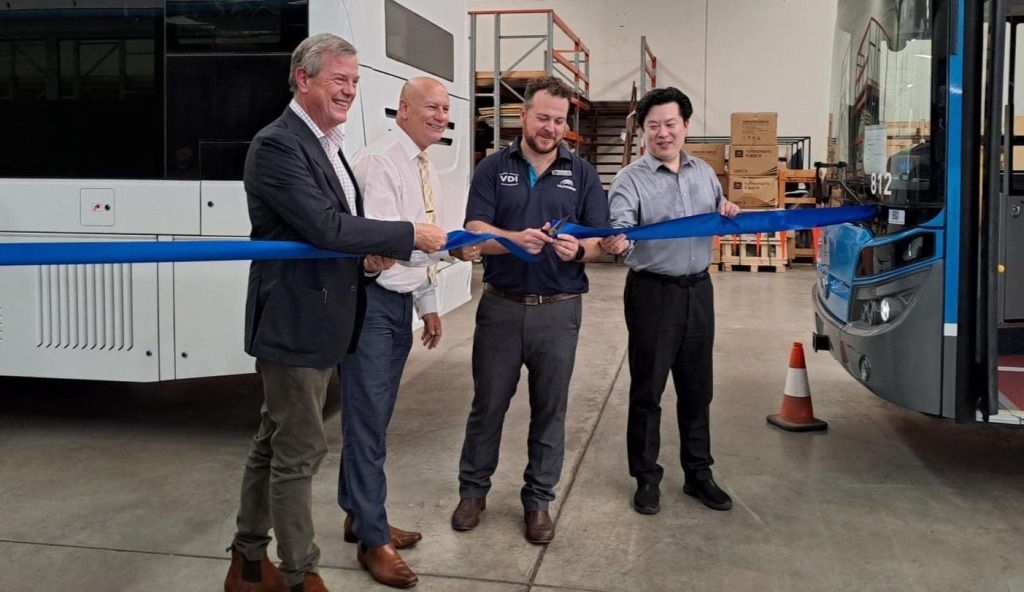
[0,206,875,266]
[561,204,878,240]
[0,231,525,266]
[0,239,353,266]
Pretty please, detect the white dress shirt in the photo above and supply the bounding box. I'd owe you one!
[288,99,358,215]
[352,127,451,317]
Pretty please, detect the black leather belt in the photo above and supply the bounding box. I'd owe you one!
[483,283,580,305]
[632,268,709,287]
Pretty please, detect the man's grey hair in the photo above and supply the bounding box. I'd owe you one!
[288,33,357,93]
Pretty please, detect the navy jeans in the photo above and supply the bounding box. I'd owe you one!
[337,283,414,548]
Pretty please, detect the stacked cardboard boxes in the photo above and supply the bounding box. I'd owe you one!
[722,112,785,271]
[686,142,727,196]
[728,113,779,209]
[685,142,727,270]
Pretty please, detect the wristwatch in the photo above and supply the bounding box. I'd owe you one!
[573,244,586,261]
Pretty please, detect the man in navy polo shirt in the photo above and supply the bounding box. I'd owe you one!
[449,76,627,544]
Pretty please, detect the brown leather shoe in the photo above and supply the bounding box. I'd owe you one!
[343,514,422,549]
[224,548,288,592]
[450,498,485,531]
[356,543,418,588]
[288,572,329,592]
[524,510,554,545]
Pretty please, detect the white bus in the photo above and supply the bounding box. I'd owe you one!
[0,0,472,381]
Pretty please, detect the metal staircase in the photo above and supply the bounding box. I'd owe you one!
[578,100,636,190]
[578,37,655,190]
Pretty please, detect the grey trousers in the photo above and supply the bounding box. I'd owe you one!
[232,359,332,587]
[458,292,582,511]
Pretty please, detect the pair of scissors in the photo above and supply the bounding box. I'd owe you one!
[547,215,570,237]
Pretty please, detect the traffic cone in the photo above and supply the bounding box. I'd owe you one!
[767,342,828,432]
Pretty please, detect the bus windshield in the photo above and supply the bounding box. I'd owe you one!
[0,1,305,181]
[829,0,943,229]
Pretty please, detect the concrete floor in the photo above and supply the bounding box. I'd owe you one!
[2,263,1024,592]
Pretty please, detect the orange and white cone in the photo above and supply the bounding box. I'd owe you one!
[767,342,828,432]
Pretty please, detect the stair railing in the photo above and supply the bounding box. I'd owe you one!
[622,82,639,167]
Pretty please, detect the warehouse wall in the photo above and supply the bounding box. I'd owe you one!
[467,0,837,163]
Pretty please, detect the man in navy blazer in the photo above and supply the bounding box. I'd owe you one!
[225,33,447,592]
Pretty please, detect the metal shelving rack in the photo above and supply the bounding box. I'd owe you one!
[468,9,591,159]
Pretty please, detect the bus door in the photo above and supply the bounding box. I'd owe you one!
[980,0,1024,423]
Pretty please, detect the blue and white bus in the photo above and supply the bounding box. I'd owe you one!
[813,0,1024,424]
[0,0,472,382]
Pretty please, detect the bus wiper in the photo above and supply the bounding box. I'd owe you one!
[813,161,861,205]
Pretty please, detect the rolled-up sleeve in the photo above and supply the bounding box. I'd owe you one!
[608,171,641,229]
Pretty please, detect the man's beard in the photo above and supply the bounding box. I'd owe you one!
[525,133,560,155]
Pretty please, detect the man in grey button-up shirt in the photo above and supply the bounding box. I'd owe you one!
[608,87,740,517]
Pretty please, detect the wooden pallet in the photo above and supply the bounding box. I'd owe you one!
[779,169,819,208]
[723,231,787,242]
[788,246,816,265]
[720,239,786,261]
[720,248,787,270]
[475,70,548,86]
[721,262,787,273]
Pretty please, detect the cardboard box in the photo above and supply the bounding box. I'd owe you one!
[686,143,726,174]
[729,145,779,176]
[728,175,778,208]
[717,174,728,197]
[730,112,778,146]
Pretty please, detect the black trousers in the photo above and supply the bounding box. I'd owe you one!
[458,292,582,511]
[624,269,715,486]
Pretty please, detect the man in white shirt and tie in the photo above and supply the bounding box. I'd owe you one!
[339,76,477,589]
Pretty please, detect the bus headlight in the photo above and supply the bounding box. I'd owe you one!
[856,294,908,325]
[851,269,927,327]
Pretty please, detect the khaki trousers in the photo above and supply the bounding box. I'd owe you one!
[232,360,332,586]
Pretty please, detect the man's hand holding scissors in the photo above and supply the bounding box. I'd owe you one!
[546,216,582,262]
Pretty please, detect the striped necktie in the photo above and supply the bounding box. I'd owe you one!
[417,151,438,286]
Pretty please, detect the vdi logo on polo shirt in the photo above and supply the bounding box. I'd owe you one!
[499,172,519,186]
[557,178,576,192]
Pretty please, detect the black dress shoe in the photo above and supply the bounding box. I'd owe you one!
[683,477,732,511]
[632,483,660,515]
